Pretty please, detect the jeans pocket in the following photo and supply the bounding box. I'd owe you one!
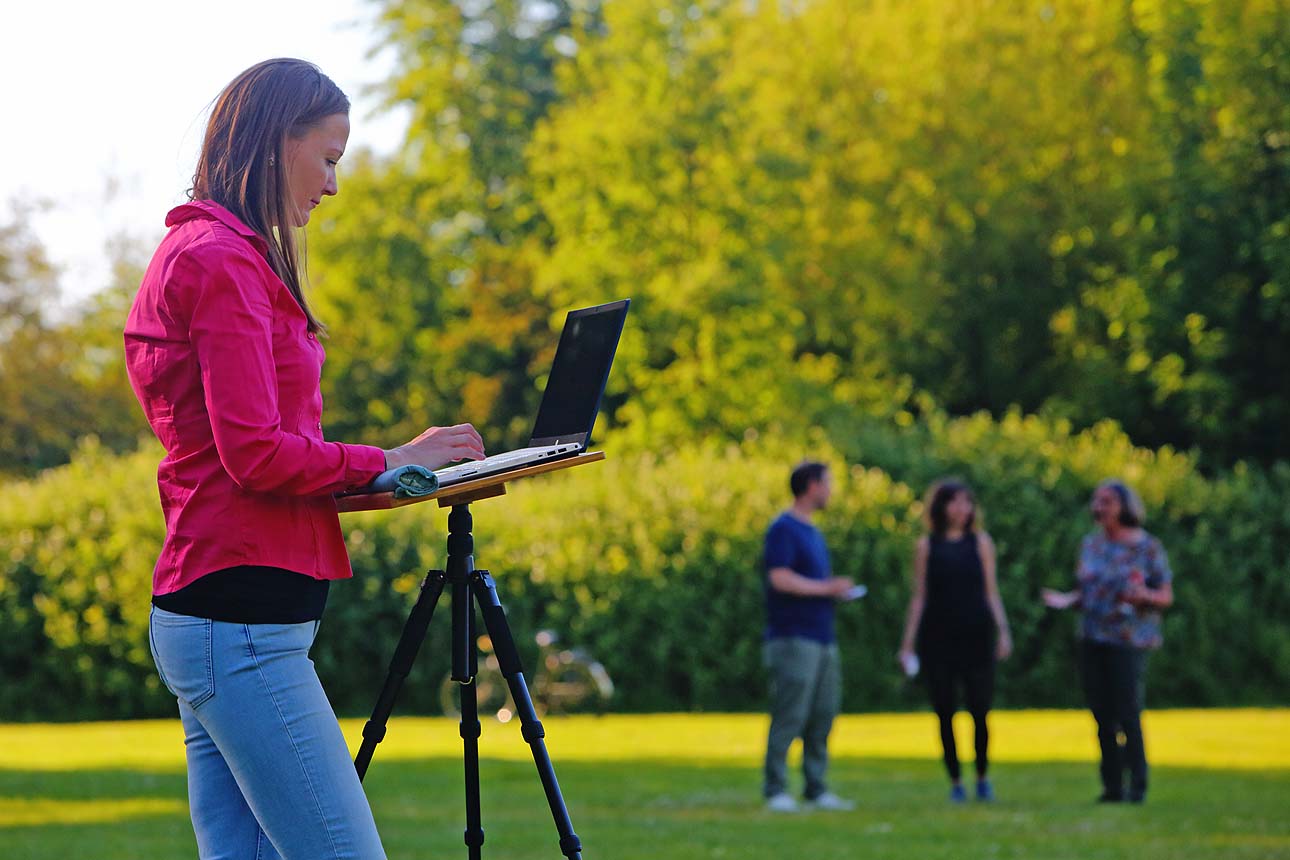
[149,608,216,709]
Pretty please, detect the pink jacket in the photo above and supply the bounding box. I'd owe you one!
[124,200,385,595]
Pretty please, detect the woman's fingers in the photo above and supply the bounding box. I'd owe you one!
[445,424,484,451]
[413,424,485,461]
[452,441,486,460]
[445,423,483,440]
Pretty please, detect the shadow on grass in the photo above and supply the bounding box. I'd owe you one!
[2,756,1287,860]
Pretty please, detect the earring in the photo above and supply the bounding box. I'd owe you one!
[268,155,276,166]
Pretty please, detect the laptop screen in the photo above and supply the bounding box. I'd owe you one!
[529,299,630,446]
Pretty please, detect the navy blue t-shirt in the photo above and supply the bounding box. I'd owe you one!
[764,512,835,643]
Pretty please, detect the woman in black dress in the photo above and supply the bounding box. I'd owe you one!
[898,479,1013,802]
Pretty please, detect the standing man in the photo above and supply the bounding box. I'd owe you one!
[762,461,857,812]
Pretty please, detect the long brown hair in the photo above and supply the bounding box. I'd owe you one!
[923,478,979,536]
[189,58,348,333]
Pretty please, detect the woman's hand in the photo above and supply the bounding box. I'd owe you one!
[1041,588,1079,610]
[384,423,485,471]
[996,630,1014,661]
[897,647,919,678]
[1121,579,1152,607]
[1123,578,1173,610]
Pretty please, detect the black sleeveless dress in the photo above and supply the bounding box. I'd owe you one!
[916,533,995,667]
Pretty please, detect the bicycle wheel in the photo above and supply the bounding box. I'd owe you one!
[539,651,615,715]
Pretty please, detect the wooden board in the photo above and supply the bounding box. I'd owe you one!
[335,451,606,513]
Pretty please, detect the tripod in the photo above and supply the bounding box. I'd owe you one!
[353,500,583,860]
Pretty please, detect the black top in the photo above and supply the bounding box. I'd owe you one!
[916,533,994,664]
[152,566,329,624]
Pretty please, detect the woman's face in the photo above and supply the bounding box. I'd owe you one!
[1090,486,1122,527]
[283,112,350,227]
[946,491,974,529]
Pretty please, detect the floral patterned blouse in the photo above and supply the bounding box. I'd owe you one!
[1076,531,1173,650]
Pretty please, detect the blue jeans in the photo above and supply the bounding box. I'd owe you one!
[149,607,386,859]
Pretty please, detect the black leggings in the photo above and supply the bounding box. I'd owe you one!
[924,658,995,782]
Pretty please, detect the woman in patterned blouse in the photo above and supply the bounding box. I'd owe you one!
[1042,480,1174,804]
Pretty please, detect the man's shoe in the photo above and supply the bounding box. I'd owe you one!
[765,792,800,813]
[806,792,855,811]
[949,784,968,803]
[976,778,995,802]
[1097,792,1124,803]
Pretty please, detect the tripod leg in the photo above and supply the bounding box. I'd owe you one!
[354,570,447,781]
[445,503,486,857]
[449,504,477,683]
[455,571,485,859]
[472,570,583,860]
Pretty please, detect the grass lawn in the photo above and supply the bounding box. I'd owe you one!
[1,709,1287,859]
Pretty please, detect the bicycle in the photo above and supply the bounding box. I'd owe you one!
[440,629,614,722]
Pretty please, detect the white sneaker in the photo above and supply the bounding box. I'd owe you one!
[765,792,800,812]
[806,792,855,811]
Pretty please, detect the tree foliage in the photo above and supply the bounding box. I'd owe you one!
[302,0,1288,467]
[8,0,1286,471]
[311,0,606,452]
[0,213,145,476]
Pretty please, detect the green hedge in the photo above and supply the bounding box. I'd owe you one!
[2,420,1288,721]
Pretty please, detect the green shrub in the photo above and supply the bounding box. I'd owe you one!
[0,439,168,719]
[1,420,1287,720]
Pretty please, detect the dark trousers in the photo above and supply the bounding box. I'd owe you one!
[1079,639,1149,799]
[763,638,842,800]
[924,657,994,782]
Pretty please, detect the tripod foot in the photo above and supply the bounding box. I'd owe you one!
[560,833,583,860]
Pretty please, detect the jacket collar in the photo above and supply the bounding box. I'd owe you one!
[166,199,270,256]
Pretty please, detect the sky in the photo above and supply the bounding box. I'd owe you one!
[1,0,409,306]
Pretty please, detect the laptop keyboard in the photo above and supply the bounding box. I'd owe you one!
[434,444,576,483]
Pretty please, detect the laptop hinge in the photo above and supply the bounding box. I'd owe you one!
[528,433,588,449]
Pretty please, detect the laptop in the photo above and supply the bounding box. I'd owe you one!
[431,298,631,488]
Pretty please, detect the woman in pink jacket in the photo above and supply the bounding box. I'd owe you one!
[125,58,483,859]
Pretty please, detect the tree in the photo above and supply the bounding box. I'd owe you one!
[0,209,147,476]
[307,0,1288,465]
[311,0,606,451]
